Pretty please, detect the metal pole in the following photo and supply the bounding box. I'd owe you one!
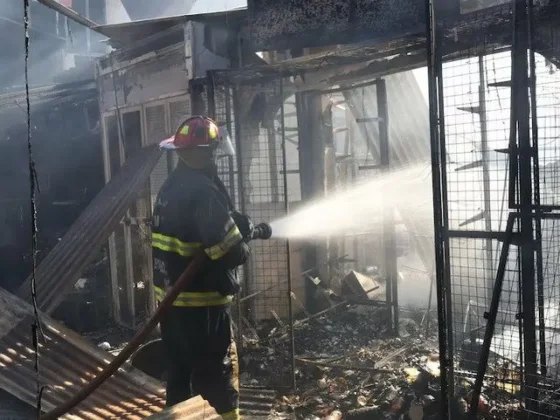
[433,0,456,402]
[85,0,91,55]
[426,0,452,417]
[468,213,516,418]
[377,78,398,335]
[513,0,539,414]
[478,56,495,303]
[527,0,547,378]
[36,0,99,30]
[280,80,297,391]
[225,87,237,200]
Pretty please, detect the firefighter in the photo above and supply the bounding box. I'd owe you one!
[152,116,252,420]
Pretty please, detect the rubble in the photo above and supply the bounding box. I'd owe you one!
[239,300,529,420]
[239,303,445,419]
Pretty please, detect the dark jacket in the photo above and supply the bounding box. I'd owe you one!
[152,160,249,301]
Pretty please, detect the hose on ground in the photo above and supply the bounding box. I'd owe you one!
[41,251,208,420]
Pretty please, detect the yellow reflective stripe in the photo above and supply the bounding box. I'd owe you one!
[220,409,240,420]
[152,233,201,257]
[205,225,244,260]
[154,286,233,307]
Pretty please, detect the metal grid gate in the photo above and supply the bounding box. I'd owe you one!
[429,0,560,417]
[207,73,295,389]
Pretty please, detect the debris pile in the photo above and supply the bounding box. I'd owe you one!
[239,302,447,419]
[240,301,526,420]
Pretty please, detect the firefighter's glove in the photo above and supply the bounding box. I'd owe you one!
[231,210,254,241]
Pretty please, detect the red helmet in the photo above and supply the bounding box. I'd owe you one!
[159,116,235,155]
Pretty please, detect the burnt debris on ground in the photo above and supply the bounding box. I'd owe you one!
[240,301,525,420]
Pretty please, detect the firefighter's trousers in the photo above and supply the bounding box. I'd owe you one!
[160,305,240,420]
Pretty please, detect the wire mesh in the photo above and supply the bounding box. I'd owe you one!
[208,75,294,388]
[432,0,560,417]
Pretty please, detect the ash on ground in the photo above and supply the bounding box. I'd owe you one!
[239,304,524,420]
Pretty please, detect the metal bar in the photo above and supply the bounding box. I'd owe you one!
[377,78,399,336]
[358,164,382,170]
[468,213,515,418]
[296,92,320,310]
[527,0,547,378]
[448,230,510,241]
[266,126,280,202]
[225,87,237,201]
[36,0,99,31]
[232,85,255,320]
[356,117,382,123]
[478,55,495,303]
[513,0,539,413]
[319,79,381,95]
[280,80,297,391]
[437,47,456,405]
[426,0,451,417]
[508,11,519,210]
[378,78,392,335]
[85,0,91,54]
[425,270,435,336]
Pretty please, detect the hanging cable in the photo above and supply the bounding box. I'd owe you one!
[23,0,45,417]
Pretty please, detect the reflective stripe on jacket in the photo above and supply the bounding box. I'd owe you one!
[151,161,249,306]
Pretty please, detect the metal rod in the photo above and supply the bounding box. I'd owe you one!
[425,270,435,336]
[36,0,99,31]
[426,0,451,417]
[478,55,495,303]
[85,0,91,54]
[319,79,381,95]
[448,230,509,241]
[468,213,515,418]
[513,0,539,413]
[527,0,547,378]
[225,87,237,201]
[377,78,399,335]
[280,80,297,391]
[231,80,255,320]
[433,1,456,402]
[267,125,280,202]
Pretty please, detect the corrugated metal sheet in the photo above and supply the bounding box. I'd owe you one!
[0,287,166,419]
[93,8,246,45]
[16,145,163,314]
[0,81,97,111]
[130,340,276,418]
[144,390,275,420]
[239,388,276,419]
[145,396,220,420]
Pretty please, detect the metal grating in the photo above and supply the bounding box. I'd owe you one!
[16,145,162,314]
[208,75,295,388]
[145,104,171,210]
[429,0,560,418]
[0,288,166,419]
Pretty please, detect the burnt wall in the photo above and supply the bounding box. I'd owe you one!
[0,91,104,294]
[247,0,431,51]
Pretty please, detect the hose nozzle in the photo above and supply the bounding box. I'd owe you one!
[251,222,272,240]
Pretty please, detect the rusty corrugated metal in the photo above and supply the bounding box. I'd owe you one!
[145,396,221,420]
[16,145,163,314]
[239,388,276,419]
[0,287,166,419]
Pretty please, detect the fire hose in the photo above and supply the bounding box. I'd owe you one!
[41,222,272,420]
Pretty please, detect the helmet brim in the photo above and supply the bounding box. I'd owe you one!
[159,137,178,150]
